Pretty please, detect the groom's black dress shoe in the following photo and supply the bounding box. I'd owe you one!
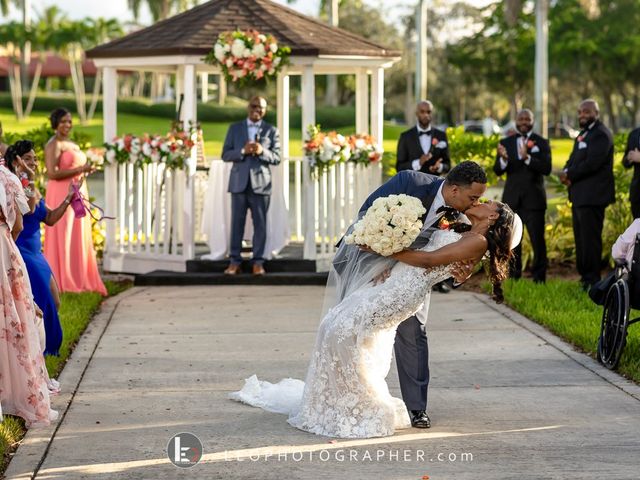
[410,410,431,428]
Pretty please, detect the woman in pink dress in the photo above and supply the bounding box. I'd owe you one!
[0,163,58,428]
[43,108,106,295]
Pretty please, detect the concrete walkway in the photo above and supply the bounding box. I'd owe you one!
[6,286,640,480]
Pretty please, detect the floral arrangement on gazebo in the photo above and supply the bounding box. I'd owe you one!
[103,126,197,170]
[304,124,383,171]
[204,29,290,85]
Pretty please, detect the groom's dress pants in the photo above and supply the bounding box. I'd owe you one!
[394,314,429,411]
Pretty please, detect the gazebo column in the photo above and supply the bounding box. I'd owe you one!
[103,66,118,267]
[370,67,384,144]
[200,72,209,102]
[370,67,384,185]
[277,72,290,210]
[218,74,227,105]
[355,68,369,134]
[301,64,316,260]
[181,64,197,260]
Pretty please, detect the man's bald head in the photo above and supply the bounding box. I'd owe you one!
[578,99,599,128]
[416,100,433,129]
[248,96,267,122]
[516,109,534,135]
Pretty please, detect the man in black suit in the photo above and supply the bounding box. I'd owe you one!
[397,100,452,292]
[396,100,451,176]
[494,109,551,283]
[560,99,615,289]
[622,127,640,218]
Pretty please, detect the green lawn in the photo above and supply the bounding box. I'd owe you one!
[0,280,131,475]
[499,278,640,383]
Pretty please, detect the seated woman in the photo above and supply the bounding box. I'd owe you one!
[5,140,74,356]
[612,218,640,268]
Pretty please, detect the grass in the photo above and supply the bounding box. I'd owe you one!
[499,278,640,383]
[0,280,131,474]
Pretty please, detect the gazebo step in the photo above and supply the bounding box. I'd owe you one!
[186,258,317,273]
[135,271,328,286]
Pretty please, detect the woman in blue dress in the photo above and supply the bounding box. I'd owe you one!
[5,140,74,356]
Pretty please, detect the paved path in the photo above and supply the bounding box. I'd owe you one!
[6,286,640,480]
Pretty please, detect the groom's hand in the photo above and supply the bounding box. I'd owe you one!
[451,260,475,284]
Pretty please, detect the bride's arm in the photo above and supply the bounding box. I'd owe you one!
[392,235,487,269]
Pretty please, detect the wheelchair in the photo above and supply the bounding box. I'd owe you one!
[597,234,640,370]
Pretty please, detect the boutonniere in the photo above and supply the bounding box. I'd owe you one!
[438,216,451,230]
[577,135,585,142]
[431,137,438,146]
[527,139,535,149]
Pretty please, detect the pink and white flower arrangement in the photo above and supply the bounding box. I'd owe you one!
[104,127,197,171]
[304,125,384,171]
[205,29,290,85]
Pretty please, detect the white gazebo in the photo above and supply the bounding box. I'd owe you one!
[87,0,400,274]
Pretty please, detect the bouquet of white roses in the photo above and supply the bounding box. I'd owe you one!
[344,194,426,256]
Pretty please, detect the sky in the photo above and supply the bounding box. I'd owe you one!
[3,0,492,27]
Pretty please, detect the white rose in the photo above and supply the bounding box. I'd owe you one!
[231,39,245,58]
[270,42,278,53]
[106,150,116,163]
[252,43,266,58]
[273,57,281,66]
[224,43,231,52]
[258,34,267,42]
[225,58,234,68]
[214,43,225,62]
[242,48,251,58]
[344,234,355,244]
[142,142,152,157]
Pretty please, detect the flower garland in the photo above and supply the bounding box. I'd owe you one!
[103,126,197,171]
[303,124,383,172]
[204,29,290,86]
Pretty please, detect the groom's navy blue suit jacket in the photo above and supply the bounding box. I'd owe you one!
[359,170,444,220]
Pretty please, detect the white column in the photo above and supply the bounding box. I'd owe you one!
[103,66,118,265]
[370,67,384,143]
[301,65,316,260]
[355,68,369,134]
[200,72,209,103]
[182,64,197,261]
[534,0,549,136]
[277,72,290,209]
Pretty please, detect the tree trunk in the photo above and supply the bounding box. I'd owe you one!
[68,56,87,123]
[24,61,42,117]
[9,64,24,120]
[404,71,414,125]
[87,68,102,121]
[603,88,617,132]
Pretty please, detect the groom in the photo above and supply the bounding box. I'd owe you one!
[357,161,488,428]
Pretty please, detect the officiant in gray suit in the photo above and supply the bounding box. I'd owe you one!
[222,96,281,276]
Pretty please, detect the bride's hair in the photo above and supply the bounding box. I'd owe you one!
[485,202,515,304]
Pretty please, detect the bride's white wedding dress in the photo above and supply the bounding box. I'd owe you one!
[231,229,461,438]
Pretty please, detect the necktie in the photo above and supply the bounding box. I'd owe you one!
[436,205,458,216]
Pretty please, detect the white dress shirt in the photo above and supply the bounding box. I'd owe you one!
[411,125,443,173]
[247,119,262,142]
[612,219,640,267]
[499,131,532,170]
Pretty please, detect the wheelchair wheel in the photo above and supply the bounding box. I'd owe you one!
[597,279,630,370]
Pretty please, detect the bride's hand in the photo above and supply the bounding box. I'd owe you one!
[358,245,376,254]
[372,268,392,286]
[451,260,475,284]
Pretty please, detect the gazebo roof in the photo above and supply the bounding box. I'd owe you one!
[87,0,400,60]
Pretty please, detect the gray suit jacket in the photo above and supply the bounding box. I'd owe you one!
[222,120,281,195]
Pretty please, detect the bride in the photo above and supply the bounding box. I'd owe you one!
[231,199,518,438]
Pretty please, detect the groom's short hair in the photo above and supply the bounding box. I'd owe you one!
[445,161,487,186]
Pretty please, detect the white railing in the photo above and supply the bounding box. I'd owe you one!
[104,162,194,273]
[104,157,382,273]
[302,160,382,266]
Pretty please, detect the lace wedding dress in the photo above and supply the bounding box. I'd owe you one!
[231,229,461,438]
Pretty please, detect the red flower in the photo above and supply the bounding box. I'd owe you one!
[438,217,450,230]
[527,139,535,149]
[577,135,584,142]
[431,138,438,146]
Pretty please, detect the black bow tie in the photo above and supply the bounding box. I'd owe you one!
[418,129,431,136]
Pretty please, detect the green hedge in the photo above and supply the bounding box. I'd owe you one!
[0,94,356,129]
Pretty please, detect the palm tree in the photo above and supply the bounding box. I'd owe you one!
[51,17,123,124]
[127,0,199,22]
